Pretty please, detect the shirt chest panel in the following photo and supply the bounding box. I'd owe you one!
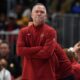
[25,26,46,46]
[0,70,6,80]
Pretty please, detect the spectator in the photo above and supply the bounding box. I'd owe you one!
[17,8,31,28]
[0,13,6,31]
[68,41,80,63]
[71,1,80,13]
[0,58,11,80]
[0,42,22,79]
[64,48,80,80]
[5,11,20,31]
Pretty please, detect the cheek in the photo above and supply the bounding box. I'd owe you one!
[31,13,36,18]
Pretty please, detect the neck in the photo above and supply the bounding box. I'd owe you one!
[33,21,44,27]
[34,23,44,27]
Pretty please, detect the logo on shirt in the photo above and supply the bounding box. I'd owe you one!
[40,33,44,38]
[27,33,31,36]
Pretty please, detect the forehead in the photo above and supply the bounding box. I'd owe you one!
[0,43,9,48]
[32,5,46,12]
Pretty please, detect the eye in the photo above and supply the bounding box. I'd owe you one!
[35,10,45,14]
[35,10,39,13]
[40,11,45,13]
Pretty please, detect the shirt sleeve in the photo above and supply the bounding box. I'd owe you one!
[16,29,42,57]
[54,42,74,79]
[31,29,57,59]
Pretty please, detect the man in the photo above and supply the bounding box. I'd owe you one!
[16,3,74,80]
[0,42,22,80]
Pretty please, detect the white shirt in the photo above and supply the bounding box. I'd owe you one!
[0,68,11,80]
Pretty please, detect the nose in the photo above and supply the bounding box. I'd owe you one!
[37,12,41,16]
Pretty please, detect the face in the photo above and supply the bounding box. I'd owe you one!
[31,4,47,26]
[0,43,10,56]
[0,59,7,68]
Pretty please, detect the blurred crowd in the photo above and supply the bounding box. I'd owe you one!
[0,4,31,31]
[0,39,22,80]
[0,0,80,31]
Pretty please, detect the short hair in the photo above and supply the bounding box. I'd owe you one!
[33,3,45,6]
[0,58,8,68]
[0,41,10,48]
[31,3,47,12]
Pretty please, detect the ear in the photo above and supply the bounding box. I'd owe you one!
[31,12,33,20]
[28,22,33,26]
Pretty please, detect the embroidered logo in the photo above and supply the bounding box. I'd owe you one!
[40,33,44,38]
[27,33,31,36]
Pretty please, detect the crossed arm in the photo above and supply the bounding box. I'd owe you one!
[16,29,57,59]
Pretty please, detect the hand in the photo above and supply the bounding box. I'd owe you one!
[73,41,80,53]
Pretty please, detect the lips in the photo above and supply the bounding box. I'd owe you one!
[35,16,43,21]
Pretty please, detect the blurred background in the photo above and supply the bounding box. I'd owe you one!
[0,0,80,79]
[0,0,80,48]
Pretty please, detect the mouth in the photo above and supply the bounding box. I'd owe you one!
[36,16,43,18]
[36,17,43,21]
